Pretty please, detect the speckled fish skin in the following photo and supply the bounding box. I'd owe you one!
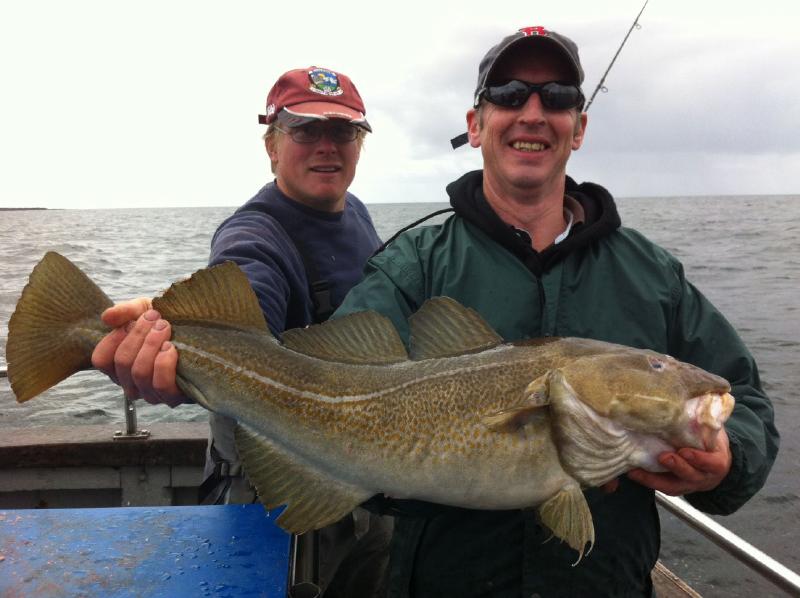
[173,324,732,509]
[7,252,735,557]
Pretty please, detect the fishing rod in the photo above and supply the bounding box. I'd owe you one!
[585,0,650,112]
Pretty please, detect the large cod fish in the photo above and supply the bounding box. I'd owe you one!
[7,252,734,558]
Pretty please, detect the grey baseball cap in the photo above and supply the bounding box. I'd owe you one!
[451,26,584,149]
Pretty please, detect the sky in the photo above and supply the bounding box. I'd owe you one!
[1,0,798,209]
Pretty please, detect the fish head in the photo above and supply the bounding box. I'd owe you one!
[553,347,734,451]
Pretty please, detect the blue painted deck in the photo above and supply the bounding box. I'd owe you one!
[0,504,291,597]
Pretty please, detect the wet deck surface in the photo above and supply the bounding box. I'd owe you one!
[0,504,290,597]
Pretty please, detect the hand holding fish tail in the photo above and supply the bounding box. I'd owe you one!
[128,313,185,407]
[92,298,150,387]
[91,299,188,407]
[627,428,732,495]
[100,297,153,327]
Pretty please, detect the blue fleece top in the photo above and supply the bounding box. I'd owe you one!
[209,182,381,336]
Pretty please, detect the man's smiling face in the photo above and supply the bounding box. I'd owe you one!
[467,45,587,200]
[268,121,361,212]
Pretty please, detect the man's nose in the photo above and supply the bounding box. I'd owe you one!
[517,92,547,124]
[314,133,339,152]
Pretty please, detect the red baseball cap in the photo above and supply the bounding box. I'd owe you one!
[258,66,371,132]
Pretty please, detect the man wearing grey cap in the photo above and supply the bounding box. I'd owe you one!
[336,26,778,596]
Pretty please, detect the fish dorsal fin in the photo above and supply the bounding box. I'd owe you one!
[409,297,503,360]
[235,423,373,533]
[152,262,269,332]
[282,311,408,364]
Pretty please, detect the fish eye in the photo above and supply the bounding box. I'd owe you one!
[648,357,666,371]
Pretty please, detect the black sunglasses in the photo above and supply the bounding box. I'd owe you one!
[478,80,584,111]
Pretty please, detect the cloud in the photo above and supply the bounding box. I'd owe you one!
[365,13,800,200]
[582,25,800,156]
[1,0,799,208]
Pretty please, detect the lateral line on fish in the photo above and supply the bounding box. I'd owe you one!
[173,341,524,404]
[626,394,671,402]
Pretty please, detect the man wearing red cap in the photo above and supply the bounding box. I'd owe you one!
[92,66,390,597]
[334,27,778,597]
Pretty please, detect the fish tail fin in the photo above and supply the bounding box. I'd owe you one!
[6,252,113,402]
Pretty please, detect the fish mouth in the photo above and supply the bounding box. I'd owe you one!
[686,391,735,450]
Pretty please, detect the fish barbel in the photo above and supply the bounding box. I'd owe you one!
[6,252,735,558]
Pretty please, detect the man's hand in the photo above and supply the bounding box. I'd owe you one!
[627,428,732,495]
[91,298,187,408]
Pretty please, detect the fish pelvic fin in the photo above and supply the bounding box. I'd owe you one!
[235,423,373,534]
[7,252,113,402]
[152,261,269,332]
[409,297,503,360]
[538,483,595,564]
[282,310,408,364]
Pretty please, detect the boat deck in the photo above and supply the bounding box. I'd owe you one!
[0,422,701,596]
[0,504,290,597]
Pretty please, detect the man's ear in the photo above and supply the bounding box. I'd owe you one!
[265,135,277,161]
[466,108,482,148]
[572,112,588,150]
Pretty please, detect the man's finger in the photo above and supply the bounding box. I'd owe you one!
[658,453,704,484]
[600,478,620,494]
[677,430,731,476]
[92,327,129,381]
[626,469,685,495]
[114,309,160,397]
[152,340,185,408]
[101,297,153,328]
[131,317,173,401]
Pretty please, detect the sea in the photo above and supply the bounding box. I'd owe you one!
[1,197,798,597]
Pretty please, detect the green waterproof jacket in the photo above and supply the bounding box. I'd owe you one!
[335,171,779,598]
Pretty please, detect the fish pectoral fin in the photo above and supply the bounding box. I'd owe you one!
[282,311,408,364]
[152,261,269,332]
[483,372,553,432]
[538,484,595,564]
[524,372,552,406]
[234,423,373,534]
[482,404,546,433]
[408,297,503,360]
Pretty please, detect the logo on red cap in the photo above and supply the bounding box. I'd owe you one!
[308,68,344,97]
[518,26,549,37]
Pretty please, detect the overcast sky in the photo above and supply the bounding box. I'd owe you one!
[1,0,798,209]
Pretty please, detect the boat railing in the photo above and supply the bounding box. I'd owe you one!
[656,493,800,596]
[1,362,798,594]
[114,392,151,440]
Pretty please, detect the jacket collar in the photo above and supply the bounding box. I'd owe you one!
[446,170,621,274]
